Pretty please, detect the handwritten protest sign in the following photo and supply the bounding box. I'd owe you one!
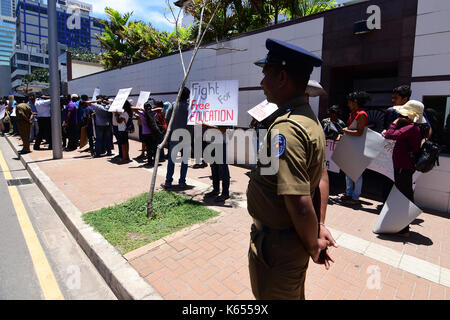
[92,87,100,101]
[109,88,132,113]
[325,140,340,173]
[188,80,239,126]
[367,140,396,181]
[247,100,278,123]
[136,91,151,110]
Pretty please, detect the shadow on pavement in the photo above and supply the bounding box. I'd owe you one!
[376,231,433,246]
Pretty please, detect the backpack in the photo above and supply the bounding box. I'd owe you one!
[125,115,135,133]
[406,124,440,173]
[414,140,440,173]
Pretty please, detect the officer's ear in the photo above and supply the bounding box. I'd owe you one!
[277,68,289,88]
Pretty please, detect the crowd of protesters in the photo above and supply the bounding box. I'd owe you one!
[0,92,171,166]
[320,85,432,237]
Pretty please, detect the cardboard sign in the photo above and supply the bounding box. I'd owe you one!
[92,87,100,101]
[247,100,278,123]
[109,88,132,113]
[331,128,385,182]
[325,139,340,173]
[373,186,422,234]
[136,91,151,110]
[188,80,239,126]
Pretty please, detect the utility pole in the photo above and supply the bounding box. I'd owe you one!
[48,0,63,159]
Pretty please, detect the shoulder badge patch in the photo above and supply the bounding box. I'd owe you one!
[274,134,286,158]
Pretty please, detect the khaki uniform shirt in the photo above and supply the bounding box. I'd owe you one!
[247,95,326,230]
[16,103,32,122]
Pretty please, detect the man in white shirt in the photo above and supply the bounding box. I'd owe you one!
[33,95,52,150]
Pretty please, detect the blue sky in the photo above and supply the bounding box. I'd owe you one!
[81,0,181,32]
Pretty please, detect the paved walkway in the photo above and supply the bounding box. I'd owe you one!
[10,136,450,300]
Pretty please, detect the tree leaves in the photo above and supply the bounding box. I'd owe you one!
[97,7,194,69]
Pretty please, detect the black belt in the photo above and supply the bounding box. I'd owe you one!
[253,219,296,234]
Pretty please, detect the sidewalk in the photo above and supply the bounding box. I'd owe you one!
[8,135,450,300]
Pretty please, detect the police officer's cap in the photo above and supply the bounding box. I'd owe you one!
[254,38,322,69]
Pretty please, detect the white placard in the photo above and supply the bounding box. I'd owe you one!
[247,100,278,123]
[92,87,100,101]
[373,186,422,234]
[188,80,239,126]
[367,139,396,181]
[108,88,132,113]
[331,128,385,182]
[325,139,340,173]
[0,104,5,120]
[136,91,151,110]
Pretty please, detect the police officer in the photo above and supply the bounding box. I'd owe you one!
[247,39,337,300]
[15,94,34,154]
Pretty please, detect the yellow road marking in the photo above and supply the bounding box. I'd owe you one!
[0,150,64,300]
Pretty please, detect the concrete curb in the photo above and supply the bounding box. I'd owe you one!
[5,136,163,300]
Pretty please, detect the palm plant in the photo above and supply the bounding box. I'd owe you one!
[285,0,337,19]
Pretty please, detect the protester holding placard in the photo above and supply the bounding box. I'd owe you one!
[382,100,427,237]
[204,125,230,202]
[114,100,133,164]
[63,94,80,151]
[90,96,113,158]
[162,87,190,189]
[339,91,370,205]
[134,105,153,166]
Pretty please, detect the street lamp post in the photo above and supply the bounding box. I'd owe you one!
[48,0,63,159]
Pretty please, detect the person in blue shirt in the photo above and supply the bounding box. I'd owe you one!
[89,95,113,157]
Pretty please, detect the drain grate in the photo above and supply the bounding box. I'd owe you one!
[7,178,34,186]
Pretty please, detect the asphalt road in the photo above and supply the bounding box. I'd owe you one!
[0,136,116,300]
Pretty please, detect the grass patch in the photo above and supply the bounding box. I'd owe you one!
[82,190,219,254]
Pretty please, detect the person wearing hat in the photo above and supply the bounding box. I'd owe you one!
[15,94,34,154]
[382,100,427,237]
[63,94,79,151]
[247,38,336,300]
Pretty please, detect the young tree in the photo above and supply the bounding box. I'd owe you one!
[146,0,224,218]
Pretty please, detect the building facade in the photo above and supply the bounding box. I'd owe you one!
[15,0,104,54]
[0,14,16,95]
[10,0,105,90]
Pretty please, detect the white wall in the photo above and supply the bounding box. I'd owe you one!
[412,0,450,213]
[71,61,105,80]
[413,0,450,77]
[69,18,324,127]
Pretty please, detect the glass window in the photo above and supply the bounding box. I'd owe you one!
[423,96,450,155]
[30,55,43,63]
[17,63,29,71]
[16,52,28,61]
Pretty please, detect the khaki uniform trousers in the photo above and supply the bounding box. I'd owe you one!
[18,120,31,152]
[248,224,310,300]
